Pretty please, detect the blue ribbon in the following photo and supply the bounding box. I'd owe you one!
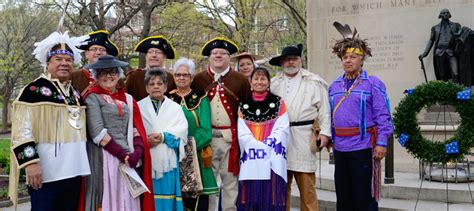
[456,88,471,100]
[398,133,409,147]
[403,88,414,95]
[445,141,459,154]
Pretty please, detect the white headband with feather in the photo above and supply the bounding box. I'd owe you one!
[32,31,89,68]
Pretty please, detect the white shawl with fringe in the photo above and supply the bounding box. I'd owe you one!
[138,96,188,179]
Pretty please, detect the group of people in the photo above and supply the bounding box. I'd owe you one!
[9,21,393,211]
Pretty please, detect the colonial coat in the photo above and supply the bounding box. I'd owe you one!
[270,68,331,173]
[126,68,176,101]
[191,68,251,174]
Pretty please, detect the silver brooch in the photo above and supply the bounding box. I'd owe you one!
[243,104,249,109]
[269,103,275,108]
[256,109,261,116]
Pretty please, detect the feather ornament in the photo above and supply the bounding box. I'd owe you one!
[333,21,360,39]
[33,31,89,67]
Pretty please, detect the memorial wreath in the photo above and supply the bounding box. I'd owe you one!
[393,80,474,163]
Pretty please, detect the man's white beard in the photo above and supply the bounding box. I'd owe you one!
[283,67,299,75]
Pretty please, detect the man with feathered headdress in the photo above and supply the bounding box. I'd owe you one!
[8,25,91,210]
[329,22,393,210]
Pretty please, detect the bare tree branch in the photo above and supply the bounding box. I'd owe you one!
[278,0,306,35]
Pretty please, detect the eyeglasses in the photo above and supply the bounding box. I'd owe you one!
[174,73,191,78]
[147,50,164,55]
[210,51,229,56]
[88,47,107,53]
[97,70,118,77]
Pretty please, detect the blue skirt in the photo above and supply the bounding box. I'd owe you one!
[153,168,184,211]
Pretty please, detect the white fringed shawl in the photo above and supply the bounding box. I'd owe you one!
[138,96,188,179]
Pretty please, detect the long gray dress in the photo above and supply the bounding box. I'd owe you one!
[84,93,131,210]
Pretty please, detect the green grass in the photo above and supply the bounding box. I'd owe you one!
[0,139,9,157]
[0,139,10,174]
[0,139,9,149]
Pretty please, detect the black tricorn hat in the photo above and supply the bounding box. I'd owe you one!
[78,30,120,57]
[201,37,239,56]
[269,44,303,66]
[134,35,176,59]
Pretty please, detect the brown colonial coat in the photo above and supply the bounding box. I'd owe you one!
[125,68,176,101]
[191,68,251,174]
[71,68,95,96]
[71,68,126,96]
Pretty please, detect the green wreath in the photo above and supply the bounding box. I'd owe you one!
[393,80,474,163]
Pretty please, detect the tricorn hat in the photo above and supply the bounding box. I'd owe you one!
[84,55,128,70]
[269,44,303,66]
[134,35,176,59]
[201,37,239,56]
[78,30,120,57]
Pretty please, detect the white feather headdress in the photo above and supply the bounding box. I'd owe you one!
[32,31,89,68]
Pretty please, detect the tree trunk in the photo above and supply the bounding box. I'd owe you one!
[2,92,10,133]
[138,5,154,68]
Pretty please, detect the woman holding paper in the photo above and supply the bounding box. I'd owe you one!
[82,55,154,211]
[138,68,188,211]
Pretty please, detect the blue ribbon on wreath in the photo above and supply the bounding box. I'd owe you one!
[403,88,414,95]
[445,141,459,154]
[398,133,409,147]
[456,88,471,100]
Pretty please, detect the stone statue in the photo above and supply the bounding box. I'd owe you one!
[456,26,474,86]
[419,9,461,82]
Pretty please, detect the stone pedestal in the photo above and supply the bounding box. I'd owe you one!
[421,161,473,183]
[420,105,459,126]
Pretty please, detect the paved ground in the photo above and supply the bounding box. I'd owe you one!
[2,201,301,211]
[2,202,30,211]
[1,136,473,210]
[0,133,10,139]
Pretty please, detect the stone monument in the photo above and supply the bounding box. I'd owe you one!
[306,0,474,172]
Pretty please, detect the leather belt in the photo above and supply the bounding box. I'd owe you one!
[290,120,314,127]
[211,125,231,138]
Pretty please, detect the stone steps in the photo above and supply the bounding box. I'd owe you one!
[289,161,474,210]
[290,188,474,211]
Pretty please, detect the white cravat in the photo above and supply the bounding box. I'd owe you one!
[210,66,230,82]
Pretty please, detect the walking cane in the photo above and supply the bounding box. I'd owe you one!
[318,142,322,187]
[419,57,428,83]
